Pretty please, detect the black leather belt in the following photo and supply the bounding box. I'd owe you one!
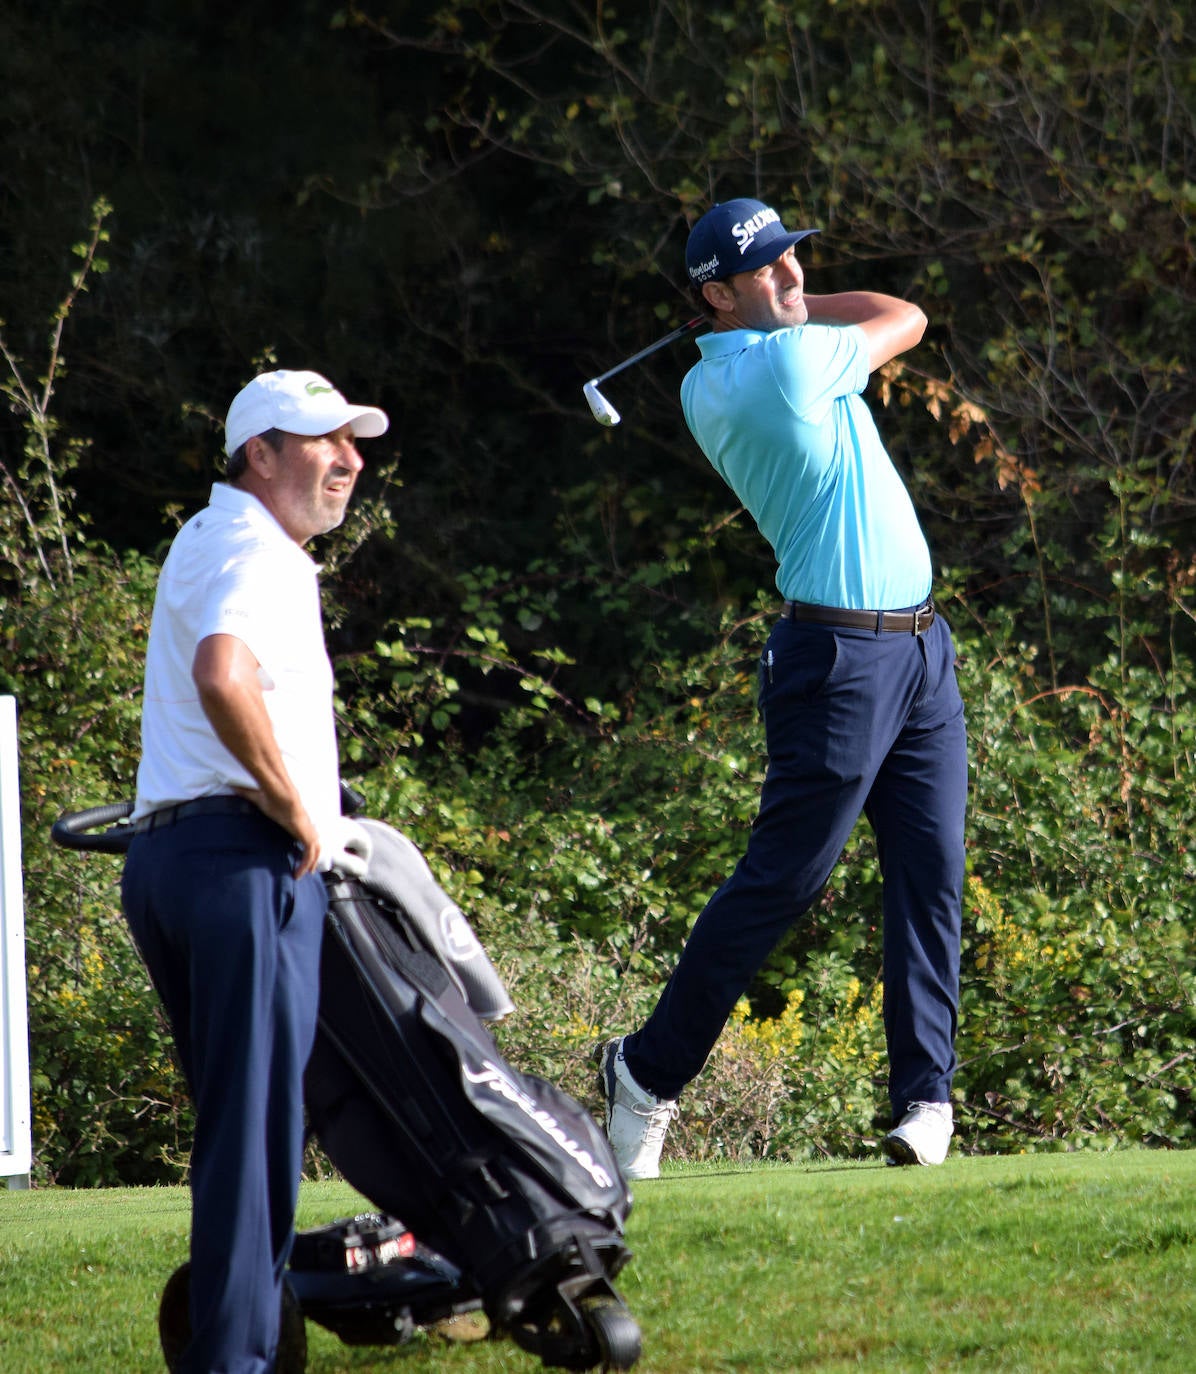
[781,600,935,635]
[133,796,260,834]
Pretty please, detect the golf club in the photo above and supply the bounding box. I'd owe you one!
[583,316,705,426]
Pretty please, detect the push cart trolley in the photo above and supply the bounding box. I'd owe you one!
[51,799,642,1373]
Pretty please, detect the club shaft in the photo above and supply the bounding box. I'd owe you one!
[588,316,704,386]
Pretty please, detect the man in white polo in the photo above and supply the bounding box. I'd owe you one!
[122,369,387,1373]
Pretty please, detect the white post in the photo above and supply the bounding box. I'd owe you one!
[0,696,31,1188]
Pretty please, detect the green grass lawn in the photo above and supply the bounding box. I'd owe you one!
[3,1149,1195,1372]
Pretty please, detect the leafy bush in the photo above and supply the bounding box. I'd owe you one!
[338,568,1196,1169]
[14,529,1196,1182]
[3,546,196,1184]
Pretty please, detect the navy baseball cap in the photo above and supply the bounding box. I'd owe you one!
[685,198,818,287]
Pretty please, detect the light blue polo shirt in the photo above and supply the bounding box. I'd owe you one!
[680,325,932,609]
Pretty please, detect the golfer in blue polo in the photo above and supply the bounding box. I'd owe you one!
[600,198,968,1178]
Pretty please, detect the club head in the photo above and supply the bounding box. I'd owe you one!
[583,380,621,427]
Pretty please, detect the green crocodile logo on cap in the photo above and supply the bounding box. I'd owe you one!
[305,381,334,396]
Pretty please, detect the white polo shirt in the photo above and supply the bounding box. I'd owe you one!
[132,483,341,833]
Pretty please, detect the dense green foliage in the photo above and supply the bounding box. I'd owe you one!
[1,0,1193,1184]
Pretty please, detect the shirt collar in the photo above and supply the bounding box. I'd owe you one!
[696,329,769,357]
[207,483,321,571]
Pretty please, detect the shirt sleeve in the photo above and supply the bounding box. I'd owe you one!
[195,542,295,680]
[765,324,871,425]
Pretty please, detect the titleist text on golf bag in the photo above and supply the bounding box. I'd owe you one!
[303,874,641,1371]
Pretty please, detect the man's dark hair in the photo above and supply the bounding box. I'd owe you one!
[226,427,285,481]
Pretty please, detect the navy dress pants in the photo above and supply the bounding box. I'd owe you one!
[623,612,967,1117]
[122,809,327,1374]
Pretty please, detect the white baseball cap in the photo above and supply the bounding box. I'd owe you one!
[224,369,389,457]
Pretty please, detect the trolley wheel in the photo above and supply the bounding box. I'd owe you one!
[158,1261,307,1373]
[582,1293,642,1371]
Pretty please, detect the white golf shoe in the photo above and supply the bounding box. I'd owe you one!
[597,1037,678,1181]
[883,1100,954,1166]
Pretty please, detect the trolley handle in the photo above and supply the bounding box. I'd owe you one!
[51,801,136,854]
[51,782,365,857]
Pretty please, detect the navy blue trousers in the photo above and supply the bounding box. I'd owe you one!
[623,612,967,1117]
[122,810,327,1374]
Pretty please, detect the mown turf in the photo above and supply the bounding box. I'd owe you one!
[3,1149,1194,1372]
